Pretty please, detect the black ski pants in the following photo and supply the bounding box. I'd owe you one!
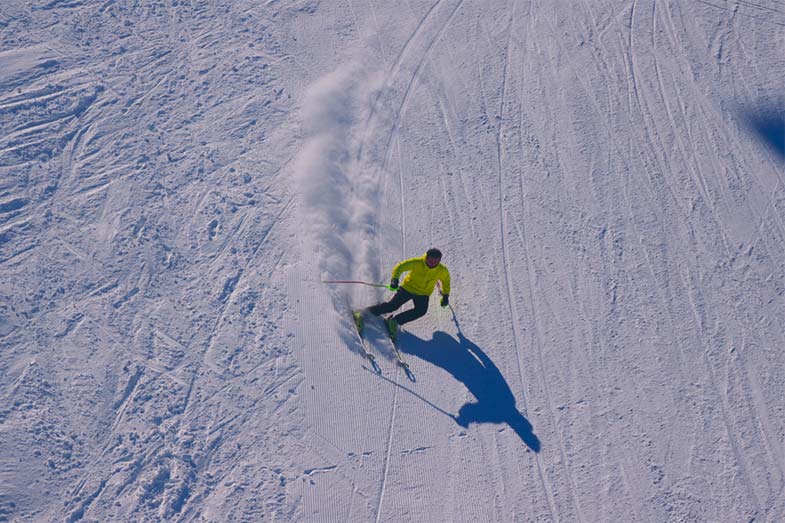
[368,288,429,326]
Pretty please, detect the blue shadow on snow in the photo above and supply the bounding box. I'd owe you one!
[398,328,541,453]
[738,104,785,160]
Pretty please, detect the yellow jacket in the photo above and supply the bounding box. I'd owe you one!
[391,254,451,296]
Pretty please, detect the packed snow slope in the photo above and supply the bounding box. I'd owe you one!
[1,0,784,521]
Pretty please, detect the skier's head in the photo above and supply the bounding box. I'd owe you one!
[425,248,442,268]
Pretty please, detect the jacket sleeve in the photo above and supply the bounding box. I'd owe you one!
[439,267,451,295]
[391,257,419,279]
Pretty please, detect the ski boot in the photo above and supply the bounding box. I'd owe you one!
[352,310,364,336]
[385,317,398,342]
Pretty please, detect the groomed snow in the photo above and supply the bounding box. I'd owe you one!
[1,1,784,521]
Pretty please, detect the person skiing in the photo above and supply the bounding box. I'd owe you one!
[361,248,451,341]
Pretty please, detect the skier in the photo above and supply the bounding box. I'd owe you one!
[361,248,451,340]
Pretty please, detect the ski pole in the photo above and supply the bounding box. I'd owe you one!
[321,280,396,291]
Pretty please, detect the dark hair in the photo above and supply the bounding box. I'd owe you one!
[426,248,442,259]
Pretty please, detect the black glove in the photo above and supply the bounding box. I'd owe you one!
[440,294,449,308]
[389,278,399,290]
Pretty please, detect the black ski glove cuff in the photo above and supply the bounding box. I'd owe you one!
[440,294,449,307]
[390,278,399,290]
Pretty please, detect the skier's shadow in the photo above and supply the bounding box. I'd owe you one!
[738,104,784,160]
[398,327,541,453]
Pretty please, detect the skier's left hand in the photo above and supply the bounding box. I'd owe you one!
[440,294,449,308]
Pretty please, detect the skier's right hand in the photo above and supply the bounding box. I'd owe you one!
[389,278,399,290]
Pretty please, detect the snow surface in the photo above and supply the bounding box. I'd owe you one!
[1,0,784,521]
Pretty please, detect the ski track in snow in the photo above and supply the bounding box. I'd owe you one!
[1,0,784,521]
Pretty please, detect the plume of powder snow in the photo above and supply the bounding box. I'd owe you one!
[291,63,385,304]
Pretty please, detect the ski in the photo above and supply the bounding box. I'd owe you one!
[384,317,409,369]
[387,331,415,382]
[358,338,376,362]
[388,335,408,368]
[355,332,376,362]
[350,308,376,363]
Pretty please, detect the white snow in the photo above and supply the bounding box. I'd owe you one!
[1,1,784,521]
